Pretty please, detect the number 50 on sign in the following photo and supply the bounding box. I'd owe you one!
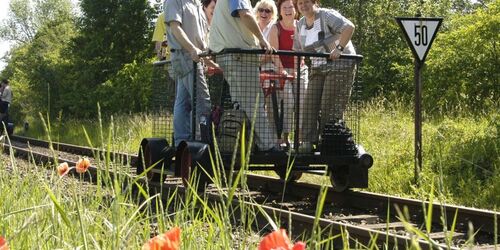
[396,17,443,63]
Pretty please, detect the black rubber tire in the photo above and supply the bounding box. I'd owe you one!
[137,138,169,182]
[176,141,212,190]
[179,145,192,187]
[275,166,303,182]
[329,166,350,192]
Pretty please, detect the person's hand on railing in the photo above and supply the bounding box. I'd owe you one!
[189,47,203,62]
[259,38,274,55]
[280,69,290,78]
[203,58,221,76]
[329,47,342,60]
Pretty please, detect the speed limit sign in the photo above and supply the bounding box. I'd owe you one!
[396,17,442,63]
[395,17,442,185]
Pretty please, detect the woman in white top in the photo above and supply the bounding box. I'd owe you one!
[293,0,356,153]
[254,0,278,71]
[254,0,278,39]
[254,0,283,146]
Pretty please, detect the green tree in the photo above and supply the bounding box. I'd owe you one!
[0,0,76,122]
[96,60,153,114]
[320,0,490,111]
[0,0,76,44]
[66,0,155,117]
[425,1,499,113]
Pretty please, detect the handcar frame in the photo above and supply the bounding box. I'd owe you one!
[137,49,373,192]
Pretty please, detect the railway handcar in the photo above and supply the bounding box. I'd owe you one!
[137,49,373,191]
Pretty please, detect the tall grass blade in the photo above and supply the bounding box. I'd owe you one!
[425,180,435,235]
[446,209,459,248]
[43,184,71,228]
[75,195,89,250]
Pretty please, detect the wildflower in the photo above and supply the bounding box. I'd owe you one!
[75,158,91,173]
[142,227,181,250]
[258,229,306,250]
[57,162,70,177]
[0,236,8,250]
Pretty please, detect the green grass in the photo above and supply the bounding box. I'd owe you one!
[0,138,339,249]
[20,112,152,154]
[1,101,498,248]
[360,99,499,210]
[18,99,500,209]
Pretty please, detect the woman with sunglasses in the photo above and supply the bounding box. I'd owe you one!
[254,0,278,39]
[268,0,308,148]
[292,0,356,153]
[254,0,283,147]
[254,0,278,72]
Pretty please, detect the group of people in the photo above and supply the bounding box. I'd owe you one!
[158,0,356,153]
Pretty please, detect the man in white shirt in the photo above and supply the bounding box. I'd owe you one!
[209,0,279,151]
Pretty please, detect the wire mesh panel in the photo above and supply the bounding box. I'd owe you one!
[302,55,360,156]
[211,49,362,156]
[214,50,280,152]
[151,50,362,158]
[151,61,176,141]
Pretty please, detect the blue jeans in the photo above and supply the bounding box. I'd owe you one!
[173,54,211,146]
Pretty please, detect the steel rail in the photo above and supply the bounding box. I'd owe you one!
[3,135,499,249]
[9,135,137,166]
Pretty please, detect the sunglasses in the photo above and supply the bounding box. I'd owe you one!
[258,8,272,14]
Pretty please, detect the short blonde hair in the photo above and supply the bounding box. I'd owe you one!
[254,0,278,22]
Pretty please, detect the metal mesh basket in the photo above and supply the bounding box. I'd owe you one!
[211,49,362,155]
[150,50,362,156]
[151,61,176,142]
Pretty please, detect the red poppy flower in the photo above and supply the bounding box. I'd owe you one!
[258,229,306,250]
[75,158,91,173]
[142,227,181,250]
[57,162,70,176]
[0,236,9,250]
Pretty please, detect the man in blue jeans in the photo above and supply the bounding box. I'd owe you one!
[164,0,212,146]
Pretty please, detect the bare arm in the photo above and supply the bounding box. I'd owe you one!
[329,24,354,60]
[169,21,202,61]
[238,9,273,53]
[268,25,286,73]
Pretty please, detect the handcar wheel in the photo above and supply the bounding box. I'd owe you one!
[329,167,349,192]
[179,147,192,188]
[137,138,169,183]
[275,167,303,182]
[142,143,162,182]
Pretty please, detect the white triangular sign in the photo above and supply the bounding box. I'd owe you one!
[396,17,442,63]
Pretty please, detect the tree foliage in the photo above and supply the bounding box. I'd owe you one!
[0,0,77,122]
[66,0,155,117]
[0,0,76,44]
[425,0,499,113]
[0,0,498,121]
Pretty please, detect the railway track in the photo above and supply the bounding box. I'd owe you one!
[3,135,499,249]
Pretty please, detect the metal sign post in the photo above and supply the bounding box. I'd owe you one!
[396,17,442,185]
